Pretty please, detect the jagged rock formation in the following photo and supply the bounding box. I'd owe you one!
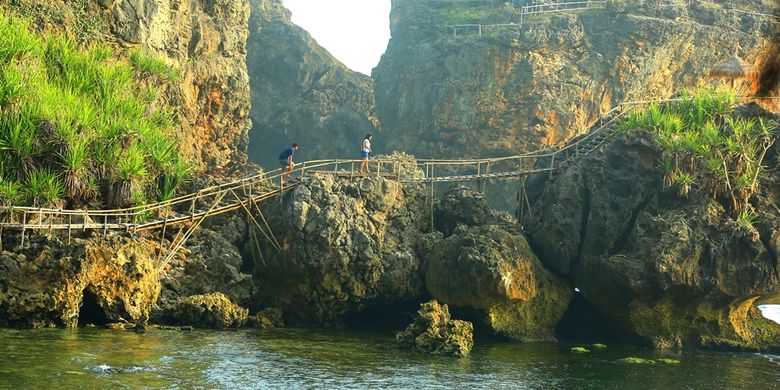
[166,292,248,329]
[4,0,252,168]
[153,220,254,322]
[373,0,778,159]
[0,235,160,328]
[247,0,378,166]
[253,163,430,325]
[396,300,473,357]
[427,189,572,341]
[527,105,780,350]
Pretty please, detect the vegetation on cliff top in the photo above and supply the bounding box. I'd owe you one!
[617,88,778,229]
[0,14,189,210]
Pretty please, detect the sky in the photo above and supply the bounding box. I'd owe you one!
[282,0,392,75]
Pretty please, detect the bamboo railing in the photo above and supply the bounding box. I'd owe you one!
[1,96,777,236]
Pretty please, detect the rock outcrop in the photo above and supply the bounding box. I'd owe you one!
[396,300,473,357]
[427,210,573,341]
[5,0,252,168]
[247,0,378,166]
[0,235,161,328]
[154,223,254,321]
[167,292,248,329]
[373,0,778,159]
[253,161,429,325]
[527,106,780,350]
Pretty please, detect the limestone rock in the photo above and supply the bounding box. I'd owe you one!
[169,293,248,329]
[4,0,252,168]
[253,160,430,325]
[373,0,778,161]
[0,235,161,328]
[154,226,254,322]
[396,300,473,357]
[528,107,780,350]
[427,218,573,341]
[247,307,284,329]
[247,0,378,166]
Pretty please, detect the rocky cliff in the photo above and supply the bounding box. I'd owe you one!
[0,235,160,328]
[527,104,780,350]
[373,0,779,159]
[5,0,252,169]
[246,0,379,166]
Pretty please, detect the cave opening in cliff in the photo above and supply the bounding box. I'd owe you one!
[555,293,646,345]
[78,289,110,327]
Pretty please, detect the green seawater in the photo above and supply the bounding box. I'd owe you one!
[0,328,779,389]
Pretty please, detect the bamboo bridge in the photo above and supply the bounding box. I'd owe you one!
[0,96,776,263]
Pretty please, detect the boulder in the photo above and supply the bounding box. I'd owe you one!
[426,222,572,341]
[168,293,248,329]
[396,300,473,357]
[247,307,284,329]
[253,164,430,325]
[154,225,254,321]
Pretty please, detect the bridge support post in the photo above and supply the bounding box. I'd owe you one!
[429,164,435,233]
[20,212,25,248]
[67,215,72,245]
[549,154,556,180]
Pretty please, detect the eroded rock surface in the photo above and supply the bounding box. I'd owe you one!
[396,300,473,357]
[167,292,248,329]
[247,0,378,165]
[528,107,780,350]
[0,235,161,328]
[254,163,430,325]
[374,0,778,159]
[427,222,573,342]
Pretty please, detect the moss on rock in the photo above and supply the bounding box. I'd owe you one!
[169,293,248,329]
[396,300,473,357]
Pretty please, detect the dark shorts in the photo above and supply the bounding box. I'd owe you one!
[279,160,289,169]
[361,151,370,158]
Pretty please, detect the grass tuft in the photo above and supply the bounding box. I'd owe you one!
[0,13,189,208]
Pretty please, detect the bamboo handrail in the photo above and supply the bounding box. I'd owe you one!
[1,95,775,232]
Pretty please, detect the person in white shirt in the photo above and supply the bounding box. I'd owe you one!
[360,133,373,173]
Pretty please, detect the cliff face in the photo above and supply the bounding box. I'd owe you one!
[527,105,780,350]
[6,0,252,168]
[373,0,778,159]
[246,0,378,166]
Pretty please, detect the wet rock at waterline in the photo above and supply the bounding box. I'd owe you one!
[153,224,254,322]
[527,109,780,350]
[166,293,248,329]
[252,164,430,325]
[396,300,473,357]
[248,307,284,329]
[426,221,573,342]
[0,235,160,328]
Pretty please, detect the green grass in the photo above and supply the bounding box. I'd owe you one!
[618,88,777,218]
[130,50,180,82]
[0,14,189,209]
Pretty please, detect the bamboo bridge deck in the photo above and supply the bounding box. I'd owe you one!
[1,96,777,264]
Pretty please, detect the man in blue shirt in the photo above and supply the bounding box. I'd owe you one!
[278,143,299,183]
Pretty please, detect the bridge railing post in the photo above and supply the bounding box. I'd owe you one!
[20,211,26,248]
